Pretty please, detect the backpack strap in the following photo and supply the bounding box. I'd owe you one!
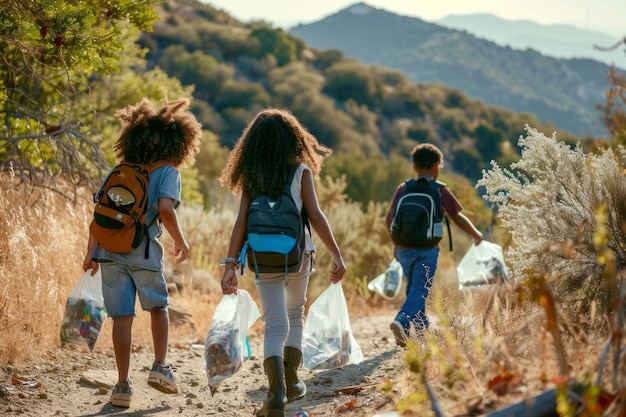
[143,160,172,258]
[147,160,169,174]
[444,214,452,252]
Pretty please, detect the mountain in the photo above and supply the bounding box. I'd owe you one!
[437,13,626,70]
[289,2,617,138]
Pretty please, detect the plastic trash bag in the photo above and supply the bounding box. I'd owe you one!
[204,290,261,395]
[368,258,403,299]
[59,268,108,352]
[302,282,364,370]
[457,241,510,290]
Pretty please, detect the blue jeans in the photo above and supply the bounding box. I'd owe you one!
[394,247,439,333]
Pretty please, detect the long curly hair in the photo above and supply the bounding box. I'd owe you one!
[219,108,332,198]
[112,98,202,169]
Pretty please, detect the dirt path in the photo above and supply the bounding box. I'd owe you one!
[1,315,408,417]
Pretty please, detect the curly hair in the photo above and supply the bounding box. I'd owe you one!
[218,108,332,198]
[112,98,202,169]
[411,143,443,170]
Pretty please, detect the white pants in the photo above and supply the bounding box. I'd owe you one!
[255,252,312,359]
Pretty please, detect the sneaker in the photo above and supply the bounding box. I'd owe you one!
[390,320,407,348]
[147,362,178,394]
[111,380,132,408]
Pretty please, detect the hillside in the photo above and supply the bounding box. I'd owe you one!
[437,13,626,69]
[137,0,592,194]
[288,2,616,138]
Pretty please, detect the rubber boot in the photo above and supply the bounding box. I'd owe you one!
[256,356,287,417]
[284,347,306,403]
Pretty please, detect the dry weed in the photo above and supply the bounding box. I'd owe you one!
[0,173,92,363]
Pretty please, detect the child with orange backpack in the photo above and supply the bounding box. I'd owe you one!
[83,97,202,408]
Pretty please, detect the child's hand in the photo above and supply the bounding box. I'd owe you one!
[221,268,239,295]
[82,254,99,275]
[329,253,346,283]
[174,241,190,263]
[473,231,484,246]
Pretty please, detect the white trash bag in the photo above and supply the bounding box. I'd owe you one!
[368,258,403,300]
[457,241,510,290]
[59,268,108,352]
[204,290,261,395]
[302,282,364,370]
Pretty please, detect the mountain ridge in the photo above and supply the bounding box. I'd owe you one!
[437,13,626,69]
[289,2,619,137]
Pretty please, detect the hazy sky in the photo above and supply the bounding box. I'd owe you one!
[204,0,625,37]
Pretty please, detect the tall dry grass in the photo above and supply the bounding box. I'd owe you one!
[0,172,93,363]
[0,171,228,363]
[393,273,626,416]
[1,171,435,365]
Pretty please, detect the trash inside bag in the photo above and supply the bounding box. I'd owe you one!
[368,258,403,299]
[59,268,107,352]
[457,241,510,290]
[204,290,260,395]
[303,282,364,370]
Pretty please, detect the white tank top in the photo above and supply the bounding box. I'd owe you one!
[290,164,315,252]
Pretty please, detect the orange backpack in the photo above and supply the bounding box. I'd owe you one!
[90,161,167,257]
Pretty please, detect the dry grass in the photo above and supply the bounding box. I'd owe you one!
[0,173,93,363]
[2,172,623,415]
[395,273,626,416]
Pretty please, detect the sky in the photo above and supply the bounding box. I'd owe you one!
[204,0,625,37]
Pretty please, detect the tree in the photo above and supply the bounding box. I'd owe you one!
[249,26,303,67]
[0,0,159,196]
[474,122,505,160]
[323,60,385,107]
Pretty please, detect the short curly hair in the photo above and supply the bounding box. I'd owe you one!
[112,98,202,169]
[218,108,332,198]
[411,143,443,170]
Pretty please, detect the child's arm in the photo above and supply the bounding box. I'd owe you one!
[83,232,99,275]
[385,186,402,229]
[220,194,250,295]
[159,197,189,263]
[301,169,346,283]
[449,211,483,246]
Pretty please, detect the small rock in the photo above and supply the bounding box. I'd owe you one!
[79,370,117,389]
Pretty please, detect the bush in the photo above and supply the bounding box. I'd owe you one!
[477,126,626,319]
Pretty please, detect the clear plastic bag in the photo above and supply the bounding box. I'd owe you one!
[204,290,261,395]
[368,258,403,299]
[457,241,510,290]
[59,268,108,352]
[302,282,364,370]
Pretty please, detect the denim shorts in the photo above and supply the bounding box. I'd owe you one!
[100,262,169,318]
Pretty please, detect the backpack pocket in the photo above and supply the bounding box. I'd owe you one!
[246,233,304,273]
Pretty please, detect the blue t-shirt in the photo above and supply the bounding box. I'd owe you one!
[91,164,181,271]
